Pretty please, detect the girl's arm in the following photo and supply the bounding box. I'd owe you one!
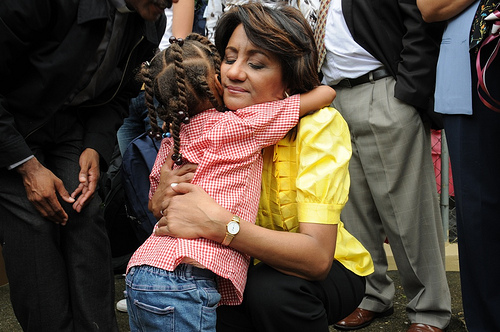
[298,85,336,117]
[148,153,198,220]
[416,0,477,22]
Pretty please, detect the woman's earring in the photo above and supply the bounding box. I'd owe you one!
[284,91,290,98]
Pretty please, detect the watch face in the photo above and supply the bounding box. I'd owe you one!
[227,221,240,235]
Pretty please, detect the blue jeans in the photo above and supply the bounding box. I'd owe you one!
[126,265,220,332]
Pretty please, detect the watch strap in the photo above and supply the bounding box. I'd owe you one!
[221,215,240,246]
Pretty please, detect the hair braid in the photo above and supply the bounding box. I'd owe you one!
[186,34,222,111]
[187,34,221,77]
[141,33,223,165]
[169,43,189,165]
[139,61,163,139]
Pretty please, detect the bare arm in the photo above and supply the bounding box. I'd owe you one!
[156,183,337,280]
[148,153,197,220]
[417,0,477,22]
[298,85,336,117]
[171,0,195,38]
[153,109,349,280]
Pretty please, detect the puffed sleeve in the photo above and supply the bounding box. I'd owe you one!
[296,107,352,225]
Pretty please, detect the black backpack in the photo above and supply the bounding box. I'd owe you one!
[121,132,161,242]
[100,133,161,273]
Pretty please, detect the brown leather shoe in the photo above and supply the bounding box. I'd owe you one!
[407,323,443,332]
[333,307,394,330]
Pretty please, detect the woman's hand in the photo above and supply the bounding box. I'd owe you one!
[156,184,337,281]
[154,182,230,242]
[149,154,197,220]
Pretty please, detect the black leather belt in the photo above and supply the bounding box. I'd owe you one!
[177,264,216,279]
[331,67,391,88]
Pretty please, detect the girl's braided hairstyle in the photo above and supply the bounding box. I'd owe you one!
[139,33,222,165]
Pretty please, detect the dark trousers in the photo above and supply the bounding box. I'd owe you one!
[443,55,500,331]
[217,260,365,332]
[0,112,118,331]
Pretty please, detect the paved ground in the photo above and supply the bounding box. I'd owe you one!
[0,269,467,332]
[329,270,467,332]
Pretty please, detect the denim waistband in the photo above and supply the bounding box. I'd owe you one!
[131,264,216,280]
[176,264,216,279]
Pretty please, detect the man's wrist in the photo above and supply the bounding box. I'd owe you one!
[14,157,39,175]
[9,155,35,171]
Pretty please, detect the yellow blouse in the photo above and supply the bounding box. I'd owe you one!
[256,107,374,276]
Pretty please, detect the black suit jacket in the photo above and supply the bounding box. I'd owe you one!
[0,0,166,169]
[341,0,444,114]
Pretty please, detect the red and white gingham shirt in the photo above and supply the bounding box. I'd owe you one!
[127,95,300,305]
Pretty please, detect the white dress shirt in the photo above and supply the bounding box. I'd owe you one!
[320,0,383,85]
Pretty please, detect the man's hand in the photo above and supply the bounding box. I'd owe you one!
[16,158,75,225]
[71,148,100,212]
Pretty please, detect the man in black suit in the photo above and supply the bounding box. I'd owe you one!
[0,0,171,330]
[314,0,451,331]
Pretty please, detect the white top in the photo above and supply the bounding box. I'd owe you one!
[320,0,383,85]
[159,8,174,51]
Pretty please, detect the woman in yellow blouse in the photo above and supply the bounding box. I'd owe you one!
[150,3,374,331]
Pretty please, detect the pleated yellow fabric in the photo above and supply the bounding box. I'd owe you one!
[256,107,374,276]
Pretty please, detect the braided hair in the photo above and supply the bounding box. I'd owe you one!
[139,33,222,165]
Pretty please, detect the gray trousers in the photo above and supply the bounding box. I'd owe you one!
[0,112,118,331]
[332,78,451,329]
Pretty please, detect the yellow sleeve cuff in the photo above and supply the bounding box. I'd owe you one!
[297,202,343,224]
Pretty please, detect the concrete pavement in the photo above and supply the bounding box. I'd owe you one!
[0,243,466,332]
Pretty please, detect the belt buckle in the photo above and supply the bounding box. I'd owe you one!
[343,79,353,88]
[368,71,375,84]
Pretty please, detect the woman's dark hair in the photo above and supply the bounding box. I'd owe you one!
[138,33,222,164]
[214,3,320,95]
